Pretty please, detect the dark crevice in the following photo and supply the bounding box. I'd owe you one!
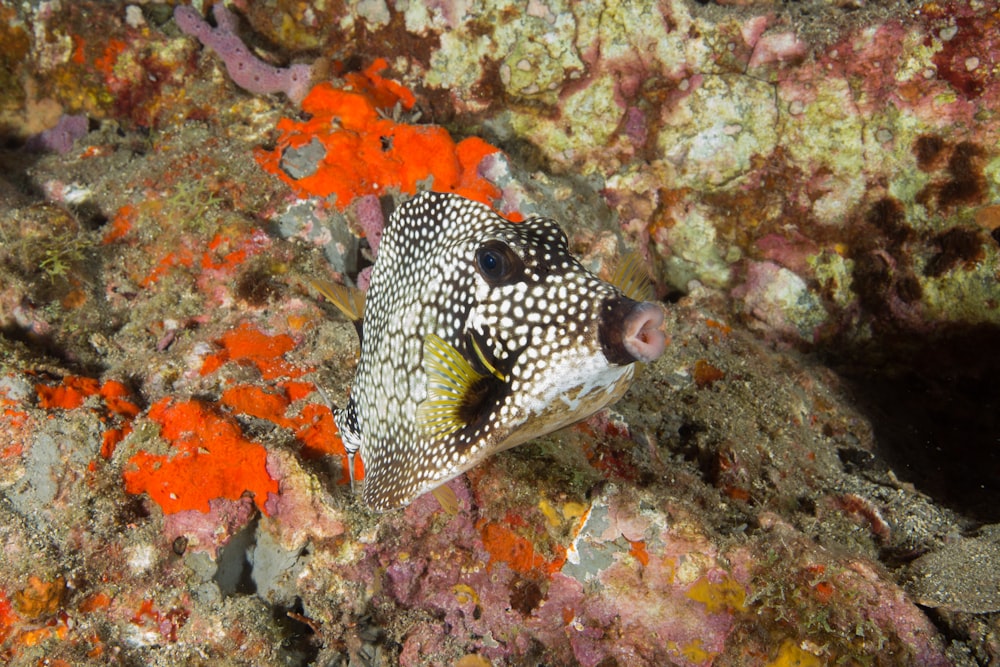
[823,323,1000,523]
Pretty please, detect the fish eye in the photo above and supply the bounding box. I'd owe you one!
[480,250,500,272]
[475,240,523,286]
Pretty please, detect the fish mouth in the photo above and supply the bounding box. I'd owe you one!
[599,297,667,365]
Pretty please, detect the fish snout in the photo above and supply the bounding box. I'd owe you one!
[598,297,667,365]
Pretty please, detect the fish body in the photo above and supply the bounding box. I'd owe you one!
[330,192,666,511]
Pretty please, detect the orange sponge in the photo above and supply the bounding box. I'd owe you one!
[124,398,278,515]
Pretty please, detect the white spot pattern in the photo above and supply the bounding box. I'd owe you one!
[335,192,648,511]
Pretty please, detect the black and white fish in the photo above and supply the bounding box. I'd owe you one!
[316,192,666,511]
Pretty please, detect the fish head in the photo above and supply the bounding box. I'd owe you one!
[449,208,668,453]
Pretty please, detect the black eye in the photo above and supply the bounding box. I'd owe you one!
[475,240,523,286]
[479,249,502,274]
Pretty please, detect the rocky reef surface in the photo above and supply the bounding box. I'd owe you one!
[0,1,998,665]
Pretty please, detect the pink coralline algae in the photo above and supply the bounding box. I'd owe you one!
[174,4,312,103]
[353,194,385,256]
[748,31,808,69]
[352,194,386,290]
[162,496,258,556]
[364,480,751,667]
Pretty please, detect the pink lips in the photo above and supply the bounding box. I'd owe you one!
[622,301,667,363]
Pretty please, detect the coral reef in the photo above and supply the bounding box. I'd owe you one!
[0,0,998,665]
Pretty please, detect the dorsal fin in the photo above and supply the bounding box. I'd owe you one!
[311,279,365,344]
[610,251,655,303]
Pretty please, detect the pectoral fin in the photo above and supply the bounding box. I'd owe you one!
[417,334,507,444]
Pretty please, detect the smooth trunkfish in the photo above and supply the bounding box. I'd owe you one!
[315,192,667,511]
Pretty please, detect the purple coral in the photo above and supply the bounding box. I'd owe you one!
[25,114,88,154]
[174,4,312,103]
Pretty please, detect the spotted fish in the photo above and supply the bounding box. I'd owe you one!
[317,192,667,511]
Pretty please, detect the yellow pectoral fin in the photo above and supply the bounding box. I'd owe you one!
[311,279,365,323]
[416,334,486,440]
